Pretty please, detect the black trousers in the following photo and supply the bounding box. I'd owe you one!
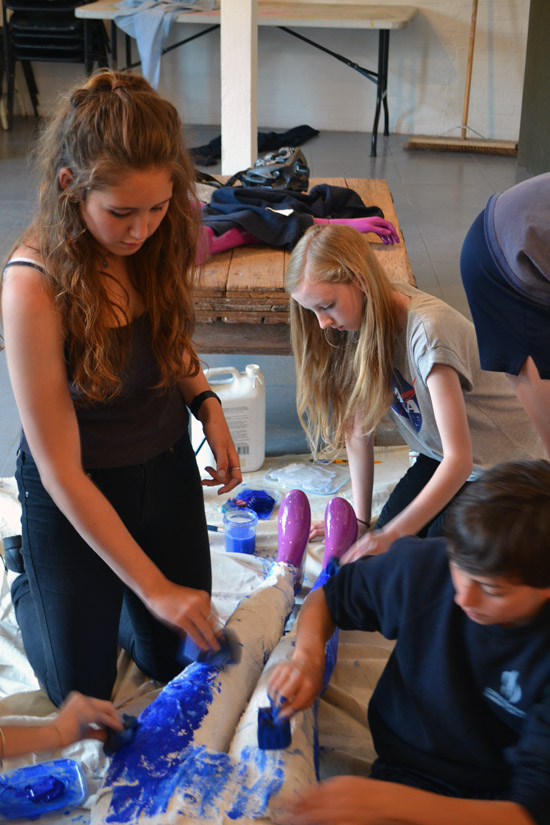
[12,434,211,706]
[376,453,469,538]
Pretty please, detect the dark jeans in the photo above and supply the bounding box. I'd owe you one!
[376,453,469,538]
[12,434,211,706]
[460,209,550,379]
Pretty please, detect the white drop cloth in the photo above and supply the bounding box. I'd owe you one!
[0,448,408,823]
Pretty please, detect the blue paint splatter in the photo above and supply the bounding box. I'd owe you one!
[105,664,220,822]
[313,698,320,780]
[311,567,339,693]
[106,737,284,823]
[168,746,233,818]
[311,568,331,593]
[323,629,339,693]
[100,560,309,823]
[227,747,284,820]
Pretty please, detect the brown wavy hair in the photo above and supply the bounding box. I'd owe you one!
[444,459,550,586]
[285,225,397,456]
[7,69,201,403]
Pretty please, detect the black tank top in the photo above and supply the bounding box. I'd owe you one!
[4,259,189,468]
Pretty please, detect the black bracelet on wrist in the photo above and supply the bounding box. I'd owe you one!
[356,517,370,527]
[189,390,221,419]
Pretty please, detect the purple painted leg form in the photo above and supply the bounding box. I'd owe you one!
[276,489,311,570]
[322,497,358,571]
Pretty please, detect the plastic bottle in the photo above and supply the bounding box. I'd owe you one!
[191,364,266,473]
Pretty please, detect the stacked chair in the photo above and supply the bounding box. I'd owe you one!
[1,0,109,129]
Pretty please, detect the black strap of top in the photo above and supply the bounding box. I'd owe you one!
[3,259,46,274]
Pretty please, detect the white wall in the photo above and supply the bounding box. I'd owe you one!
[15,0,530,141]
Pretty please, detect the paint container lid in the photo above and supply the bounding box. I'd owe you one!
[0,759,88,819]
[265,461,349,495]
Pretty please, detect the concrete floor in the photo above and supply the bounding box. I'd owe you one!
[0,117,531,477]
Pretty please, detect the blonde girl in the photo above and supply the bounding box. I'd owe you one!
[1,70,241,706]
[286,225,543,560]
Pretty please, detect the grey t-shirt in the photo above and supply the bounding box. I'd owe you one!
[390,284,544,477]
[485,172,550,305]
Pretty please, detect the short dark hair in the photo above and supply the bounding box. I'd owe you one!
[444,460,550,587]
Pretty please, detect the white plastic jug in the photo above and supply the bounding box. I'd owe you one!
[191,364,266,474]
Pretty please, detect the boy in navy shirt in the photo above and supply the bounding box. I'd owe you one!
[268,460,550,825]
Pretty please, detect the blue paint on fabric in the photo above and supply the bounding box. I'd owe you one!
[322,628,339,693]
[259,556,274,575]
[178,748,231,813]
[169,746,233,818]
[105,664,220,822]
[311,567,339,693]
[313,698,320,779]
[311,568,331,593]
[173,744,284,820]
[106,737,285,823]
[227,747,285,820]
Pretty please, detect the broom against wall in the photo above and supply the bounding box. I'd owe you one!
[406,0,518,155]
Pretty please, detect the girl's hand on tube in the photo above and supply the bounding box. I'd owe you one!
[53,692,123,746]
[340,527,396,563]
[148,583,220,651]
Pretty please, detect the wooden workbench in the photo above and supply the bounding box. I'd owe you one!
[193,177,414,355]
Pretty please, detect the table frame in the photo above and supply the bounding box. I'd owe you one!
[76,2,417,158]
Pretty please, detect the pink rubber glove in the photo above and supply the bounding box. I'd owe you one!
[315,216,401,245]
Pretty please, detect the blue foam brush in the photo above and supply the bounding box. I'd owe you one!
[103,714,140,756]
[178,627,241,669]
[257,697,291,750]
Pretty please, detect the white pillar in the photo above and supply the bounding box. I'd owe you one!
[220,0,258,175]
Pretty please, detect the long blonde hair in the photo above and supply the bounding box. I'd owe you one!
[6,69,201,404]
[285,225,397,455]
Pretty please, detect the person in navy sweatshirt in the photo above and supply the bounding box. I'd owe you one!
[268,459,550,825]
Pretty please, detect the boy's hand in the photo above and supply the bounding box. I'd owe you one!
[267,653,324,720]
[275,776,391,825]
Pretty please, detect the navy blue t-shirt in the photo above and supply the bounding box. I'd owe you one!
[323,538,550,825]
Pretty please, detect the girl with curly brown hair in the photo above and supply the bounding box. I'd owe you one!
[1,70,241,706]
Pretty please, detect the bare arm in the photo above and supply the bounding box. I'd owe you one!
[309,417,374,541]
[2,266,217,649]
[177,364,242,494]
[268,588,335,718]
[346,416,375,530]
[278,776,535,825]
[0,692,122,758]
[343,365,473,561]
